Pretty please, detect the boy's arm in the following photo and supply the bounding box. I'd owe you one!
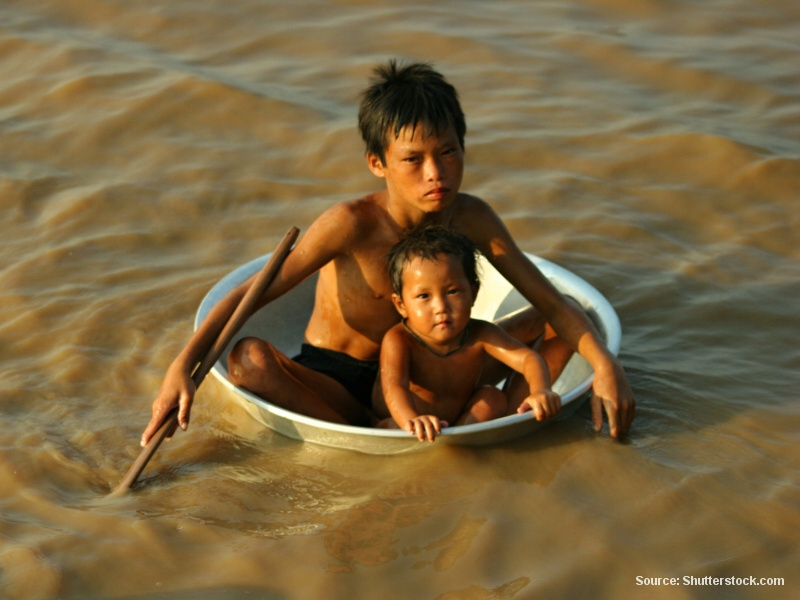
[140,205,359,446]
[379,327,445,442]
[140,278,250,447]
[457,197,635,438]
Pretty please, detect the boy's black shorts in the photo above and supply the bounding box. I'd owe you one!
[293,343,378,409]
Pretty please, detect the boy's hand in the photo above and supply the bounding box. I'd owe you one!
[140,368,196,447]
[517,390,561,421]
[405,415,449,442]
[591,358,635,439]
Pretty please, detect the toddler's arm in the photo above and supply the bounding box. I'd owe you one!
[479,321,562,421]
[378,326,447,441]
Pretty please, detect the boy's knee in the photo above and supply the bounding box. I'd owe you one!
[496,305,546,346]
[228,337,277,385]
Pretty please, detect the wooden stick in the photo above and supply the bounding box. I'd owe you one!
[110,226,300,495]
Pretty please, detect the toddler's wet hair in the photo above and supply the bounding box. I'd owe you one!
[387,225,480,296]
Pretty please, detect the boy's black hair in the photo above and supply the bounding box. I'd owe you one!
[358,60,466,163]
[387,225,480,296]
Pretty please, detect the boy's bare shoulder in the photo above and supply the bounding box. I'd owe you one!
[318,192,391,235]
[454,192,495,213]
[450,194,518,258]
[451,193,503,230]
[302,193,393,258]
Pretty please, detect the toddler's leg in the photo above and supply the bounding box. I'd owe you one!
[456,385,508,426]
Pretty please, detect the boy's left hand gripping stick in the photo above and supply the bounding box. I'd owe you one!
[110,227,300,496]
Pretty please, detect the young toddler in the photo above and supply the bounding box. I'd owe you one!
[373,226,561,441]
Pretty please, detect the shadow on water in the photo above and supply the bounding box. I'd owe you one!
[116,588,288,600]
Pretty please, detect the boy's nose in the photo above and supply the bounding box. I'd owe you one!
[424,156,444,181]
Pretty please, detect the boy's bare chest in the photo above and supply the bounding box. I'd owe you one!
[313,245,399,344]
[335,245,395,300]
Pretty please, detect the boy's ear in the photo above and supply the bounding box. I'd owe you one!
[366,153,386,178]
[391,293,408,318]
[471,282,480,306]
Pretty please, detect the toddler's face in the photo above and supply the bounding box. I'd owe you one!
[393,253,474,350]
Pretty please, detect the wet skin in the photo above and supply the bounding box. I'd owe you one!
[373,253,561,442]
[141,124,634,446]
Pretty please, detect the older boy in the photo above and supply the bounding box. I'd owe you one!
[141,61,634,446]
[375,226,561,442]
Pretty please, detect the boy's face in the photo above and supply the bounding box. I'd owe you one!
[392,253,475,350]
[367,125,464,217]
